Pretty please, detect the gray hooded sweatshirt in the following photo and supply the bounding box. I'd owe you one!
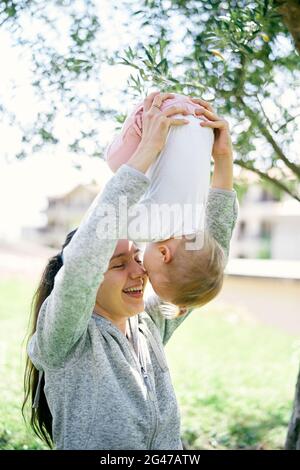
[28,164,238,450]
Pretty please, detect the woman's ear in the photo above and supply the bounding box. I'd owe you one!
[158,244,172,263]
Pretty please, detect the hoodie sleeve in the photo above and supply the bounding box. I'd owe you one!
[205,187,239,261]
[29,165,150,368]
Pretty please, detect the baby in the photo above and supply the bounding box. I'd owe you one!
[105,92,236,311]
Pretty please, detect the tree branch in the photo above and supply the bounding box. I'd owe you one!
[237,97,300,178]
[256,94,275,133]
[235,159,300,201]
[275,113,300,133]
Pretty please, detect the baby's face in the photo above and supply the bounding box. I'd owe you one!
[143,239,181,301]
[143,242,168,300]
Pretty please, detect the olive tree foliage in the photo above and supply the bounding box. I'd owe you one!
[1,0,299,201]
[109,0,300,200]
[0,0,116,159]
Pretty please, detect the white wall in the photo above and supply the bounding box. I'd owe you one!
[271,218,300,260]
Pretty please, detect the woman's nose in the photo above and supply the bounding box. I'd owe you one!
[131,265,147,278]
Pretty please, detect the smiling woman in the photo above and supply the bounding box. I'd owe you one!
[22,92,197,450]
[23,164,194,450]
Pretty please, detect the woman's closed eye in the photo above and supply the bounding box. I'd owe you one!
[112,257,142,269]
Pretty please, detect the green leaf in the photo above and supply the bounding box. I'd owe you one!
[144,47,155,64]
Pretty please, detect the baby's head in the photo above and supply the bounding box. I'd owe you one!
[143,232,225,312]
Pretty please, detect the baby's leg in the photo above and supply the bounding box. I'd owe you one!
[105,102,143,173]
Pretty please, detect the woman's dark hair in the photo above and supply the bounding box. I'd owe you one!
[22,228,77,448]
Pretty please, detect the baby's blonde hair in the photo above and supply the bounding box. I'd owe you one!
[161,231,226,318]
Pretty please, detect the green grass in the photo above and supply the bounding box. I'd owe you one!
[0,277,46,449]
[166,305,300,449]
[0,277,299,450]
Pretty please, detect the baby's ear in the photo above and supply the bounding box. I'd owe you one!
[158,244,172,263]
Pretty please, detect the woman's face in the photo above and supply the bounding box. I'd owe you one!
[95,240,148,322]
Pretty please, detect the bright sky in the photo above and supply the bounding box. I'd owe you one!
[0,1,299,241]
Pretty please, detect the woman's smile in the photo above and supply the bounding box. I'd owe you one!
[122,290,143,299]
[122,282,144,299]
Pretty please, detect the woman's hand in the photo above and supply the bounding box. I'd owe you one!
[189,97,233,162]
[140,92,189,154]
[127,92,189,173]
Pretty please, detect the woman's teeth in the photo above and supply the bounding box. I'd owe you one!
[123,286,143,298]
[124,287,142,293]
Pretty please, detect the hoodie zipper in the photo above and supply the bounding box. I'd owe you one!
[140,365,155,402]
[140,365,159,449]
[124,334,159,449]
[105,319,160,449]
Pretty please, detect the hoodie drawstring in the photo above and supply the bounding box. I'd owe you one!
[32,370,44,409]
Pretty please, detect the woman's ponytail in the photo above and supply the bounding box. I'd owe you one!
[22,229,77,447]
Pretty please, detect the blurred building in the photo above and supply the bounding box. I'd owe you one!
[23,177,300,259]
[231,185,300,260]
[23,182,100,248]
